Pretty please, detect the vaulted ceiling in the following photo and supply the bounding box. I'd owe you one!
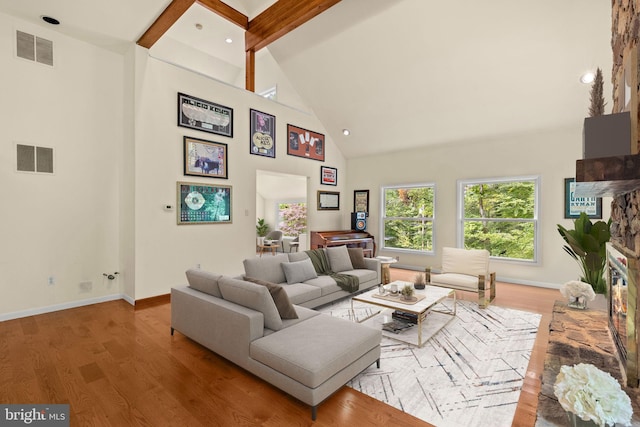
[0,0,613,159]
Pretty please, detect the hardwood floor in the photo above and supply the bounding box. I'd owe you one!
[0,269,560,426]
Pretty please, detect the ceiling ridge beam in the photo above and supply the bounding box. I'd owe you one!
[197,0,248,29]
[245,0,341,52]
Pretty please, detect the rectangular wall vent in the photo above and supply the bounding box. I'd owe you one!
[16,144,54,174]
[16,30,53,66]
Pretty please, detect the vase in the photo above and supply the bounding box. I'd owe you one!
[567,296,588,310]
[566,412,611,427]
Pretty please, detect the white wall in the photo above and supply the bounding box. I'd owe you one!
[0,13,123,317]
[347,126,611,288]
[133,48,346,299]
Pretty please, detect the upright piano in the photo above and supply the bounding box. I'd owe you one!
[310,230,376,257]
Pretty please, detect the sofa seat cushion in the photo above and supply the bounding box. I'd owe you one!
[303,276,341,296]
[250,314,381,388]
[218,276,283,331]
[243,254,289,284]
[342,269,377,284]
[430,273,479,291]
[280,283,322,305]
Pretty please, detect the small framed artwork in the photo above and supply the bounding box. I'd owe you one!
[287,124,325,161]
[250,109,275,158]
[178,92,233,138]
[564,178,602,219]
[177,181,232,224]
[317,191,339,210]
[353,190,369,215]
[183,136,227,179]
[320,166,337,185]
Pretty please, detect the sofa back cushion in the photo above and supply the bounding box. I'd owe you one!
[281,258,318,284]
[218,276,284,331]
[326,245,353,272]
[441,247,489,277]
[185,268,222,298]
[243,253,288,284]
[243,276,298,319]
[288,251,309,262]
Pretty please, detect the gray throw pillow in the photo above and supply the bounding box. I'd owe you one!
[326,245,354,272]
[281,258,318,284]
[244,276,298,319]
[185,268,222,297]
[348,247,367,269]
[218,276,283,331]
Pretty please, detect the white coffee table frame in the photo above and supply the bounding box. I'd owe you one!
[351,282,457,347]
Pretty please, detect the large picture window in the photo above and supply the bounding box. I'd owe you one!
[382,184,435,253]
[458,176,539,262]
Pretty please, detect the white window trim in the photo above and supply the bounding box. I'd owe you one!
[456,175,540,264]
[380,182,436,255]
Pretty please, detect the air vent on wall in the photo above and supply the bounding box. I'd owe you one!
[16,30,53,66]
[16,144,54,174]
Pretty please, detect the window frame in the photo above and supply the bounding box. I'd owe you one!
[457,175,540,264]
[380,182,436,255]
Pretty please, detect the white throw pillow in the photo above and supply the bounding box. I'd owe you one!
[326,245,354,272]
[281,258,318,284]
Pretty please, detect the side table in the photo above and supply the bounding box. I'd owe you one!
[375,257,397,284]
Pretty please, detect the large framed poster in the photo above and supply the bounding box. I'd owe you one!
[177,181,232,224]
[287,124,325,161]
[564,178,602,219]
[178,92,233,137]
[250,109,276,158]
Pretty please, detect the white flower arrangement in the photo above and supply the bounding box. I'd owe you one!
[560,280,596,308]
[554,363,633,427]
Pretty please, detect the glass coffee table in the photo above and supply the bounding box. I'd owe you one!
[351,281,457,347]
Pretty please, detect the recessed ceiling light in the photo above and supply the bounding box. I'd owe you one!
[580,72,595,84]
[41,16,60,25]
[225,37,233,44]
[342,129,350,136]
[195,23,203,30]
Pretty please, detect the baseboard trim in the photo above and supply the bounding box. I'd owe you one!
[135,293,170,310]
[0,293,127,322]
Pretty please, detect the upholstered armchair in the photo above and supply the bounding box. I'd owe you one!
[264,230,284,252]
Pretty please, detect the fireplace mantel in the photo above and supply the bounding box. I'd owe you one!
[574,153,640,197]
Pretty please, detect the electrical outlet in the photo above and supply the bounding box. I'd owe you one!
[48,276,55,286]
[196,263,201,269]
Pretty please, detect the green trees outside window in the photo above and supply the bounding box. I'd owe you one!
[460,177,538,261]
[382,185,435,252]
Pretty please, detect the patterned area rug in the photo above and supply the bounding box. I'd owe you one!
[318,298,541,427]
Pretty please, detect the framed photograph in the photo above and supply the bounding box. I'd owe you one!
[250,109,276,158]
[317,190,339,210]
[287,124,325,161]
[320,166,337,185]
[183,136,227,179]
[354,189,369,214]
[177,181,232,224]
[564,178,602,219]
[178,92,233,137]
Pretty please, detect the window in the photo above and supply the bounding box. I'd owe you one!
[458,176,538,262]
[277,202,306,237]
[382,184,435,253]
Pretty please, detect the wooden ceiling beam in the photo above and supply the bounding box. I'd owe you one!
[245,0,341,52]
[137,0,196,49]
[197,0,248,29]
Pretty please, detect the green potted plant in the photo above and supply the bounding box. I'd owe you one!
[557,212,611,294]
[400,284,415,300]
[256,218,269,246]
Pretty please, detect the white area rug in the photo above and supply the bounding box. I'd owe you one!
[318,298,542,427]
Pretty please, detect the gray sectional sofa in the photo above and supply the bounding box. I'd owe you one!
[170,246,382,420]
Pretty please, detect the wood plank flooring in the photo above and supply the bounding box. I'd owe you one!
[0,269,560,426]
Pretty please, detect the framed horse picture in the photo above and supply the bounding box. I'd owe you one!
[183,136,228,179]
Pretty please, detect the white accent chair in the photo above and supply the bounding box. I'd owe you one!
[425,247,496,308]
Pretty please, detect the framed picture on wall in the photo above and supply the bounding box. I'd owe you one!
[177,92,233,138]
[250,109,276,158]
[564,178,602,219]
[317,191,339,210]
[353,189,369,215]
[183,136,227,179]
[287,124,325,161]
[320,166,337,185]
[177,181,232,224]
